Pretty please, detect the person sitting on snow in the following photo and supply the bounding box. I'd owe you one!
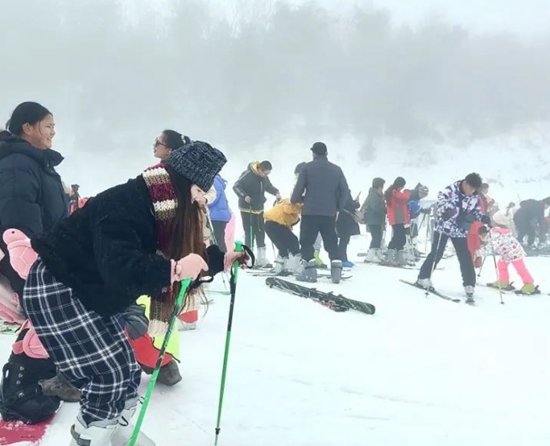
[477,225,538,295]
[264,199,303,274]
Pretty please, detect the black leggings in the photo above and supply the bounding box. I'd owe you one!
[211,220,228,252]
[387,224,406,251]
[368,225,383,249]
[265,221,300,257]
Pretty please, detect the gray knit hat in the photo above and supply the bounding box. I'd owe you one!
[165,141,227,191]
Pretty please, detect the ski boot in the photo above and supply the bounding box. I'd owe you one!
[517,283,540,295]
[342,260,354,268]
[415,278,433,291]
[487,281,515,291]
[464,285,475,304]
[395,250,409,267]
[255,247,272,268]
[70,414,117,446]
[363,248,381,264]
[141,359,182,386]
[330,260,343,284]
[110,397,156,446]
[295,259,317,283]
[313,250,327,269]
[382,249,397,266]
[285,254,302,274]
[273,255,286,274]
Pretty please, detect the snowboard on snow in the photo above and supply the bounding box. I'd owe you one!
[265,277,375,315]
[0,414,55,444]
[399,279,461,303]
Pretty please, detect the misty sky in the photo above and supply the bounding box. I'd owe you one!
[207,0,550,36]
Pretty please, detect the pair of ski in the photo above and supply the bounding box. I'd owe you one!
[249,269,352,281]
[481,282,541,296]
[265,277,375,315]
[399,279,463,304]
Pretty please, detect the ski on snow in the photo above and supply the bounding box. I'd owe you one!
[399,279,461,303]
[249,270,352,280]
[265,277,375,315]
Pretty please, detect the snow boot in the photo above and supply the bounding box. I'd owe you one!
[363,248,381,263]
[141,359,182,387]
[464,286,475,303]
[273,255,285,274]
[285,254,301,274]
[255,247,271,268]
[313,250,326,269]
[295,259,317,283]
[110,397,156,446]
[518,283,539,295]
[330,260,343,284]
[39,371,80,402]
[382,249,397,266]
[0,349,60,423]
[415,278,433,291]
[69,414,117,446]
[342,260,354,268]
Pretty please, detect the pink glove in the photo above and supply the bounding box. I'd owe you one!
[224,251,249,271]
[171,254,208,283]
[3,229,38,280]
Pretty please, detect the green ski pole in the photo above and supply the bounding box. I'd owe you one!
[129,278,192,446]
[214,241,244,445]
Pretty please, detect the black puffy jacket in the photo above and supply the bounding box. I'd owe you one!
[233,162,279,213]
[0,134,68,293]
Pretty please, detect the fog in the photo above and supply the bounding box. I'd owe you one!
[1,0,550,196]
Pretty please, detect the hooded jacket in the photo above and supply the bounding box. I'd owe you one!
[362,187,387,226]
[233,162,279,213]
[208,176,231,222]
[264,200,302,228]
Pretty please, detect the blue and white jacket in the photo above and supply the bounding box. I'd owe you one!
[434,181,483,238]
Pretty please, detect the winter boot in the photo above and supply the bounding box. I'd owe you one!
[255,247,271,268]
[313,250,327,269]
[141,359,182,387]
[363,249,381,263]
[415,278,433,291]
[69,414,117,446]
[295,259,317,283]
[273,255,285,274]
[382,249,397,266]
[39,371,80,402]
[518,283,539,295]
[464,285,475,303]
[286,254,302,274]
[110,397,156,446]
[0,350,60,423]
[330,260,343,284]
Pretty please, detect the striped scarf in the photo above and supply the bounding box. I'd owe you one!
[141,163,178,336]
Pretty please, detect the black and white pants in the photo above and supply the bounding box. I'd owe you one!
[22,260,141,426]
[265,221,300,258]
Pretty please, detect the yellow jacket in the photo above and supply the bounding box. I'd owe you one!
[264,199,303,228]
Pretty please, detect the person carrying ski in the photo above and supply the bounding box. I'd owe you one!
[416,173,491,301]
[0,102,80,424]
[264,198,303,274]
[291,142,349,283]
[233,160,281,267]
[336,190,361,268]
[361,177,387,263]
[477,225,538,295]
[20,142,245,445]
[383,177,411,266]
[513,197,550,248]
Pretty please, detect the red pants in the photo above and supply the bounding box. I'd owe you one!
[467,222,483,268]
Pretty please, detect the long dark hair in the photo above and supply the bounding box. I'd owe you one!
[384,177,406,205]
[165,164,206,307]
[0,102,51,141]
[162,129,191,150]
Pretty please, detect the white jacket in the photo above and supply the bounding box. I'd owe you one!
[492,207,517,237]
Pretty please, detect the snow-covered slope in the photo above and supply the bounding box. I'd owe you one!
[3,234,550,445]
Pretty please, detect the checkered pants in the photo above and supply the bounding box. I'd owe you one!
[21,260,141,425]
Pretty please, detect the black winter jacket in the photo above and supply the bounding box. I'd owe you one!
[0,135,68,293]
[291,157,348,217]
[362,187,387,226]
[32,176,225,317]
[233,162,279,213]
[336,192,360,238]
[514,199,548,232]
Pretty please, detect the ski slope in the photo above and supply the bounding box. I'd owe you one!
[2,234,550,445]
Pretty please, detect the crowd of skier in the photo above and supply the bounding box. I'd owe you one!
[0,101,548,444]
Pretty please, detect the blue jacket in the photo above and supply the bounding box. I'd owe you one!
[209,176,231,222]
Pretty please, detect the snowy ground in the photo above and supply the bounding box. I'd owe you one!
[3,234,550,445]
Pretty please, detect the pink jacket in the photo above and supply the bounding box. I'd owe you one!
[481,227,525,262]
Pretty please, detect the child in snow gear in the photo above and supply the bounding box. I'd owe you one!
[208,175,232,252]
[336,190,361,268]
[291,142,349,284]
[416,173,491,300]
[477,226,538,294]
[361,177,386,263]
[264,199,303,274]
[0,102,79,424]
[383,177,411,266]
[19,141,244,445]
[513,197,550,248]
[233,160,281,267]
